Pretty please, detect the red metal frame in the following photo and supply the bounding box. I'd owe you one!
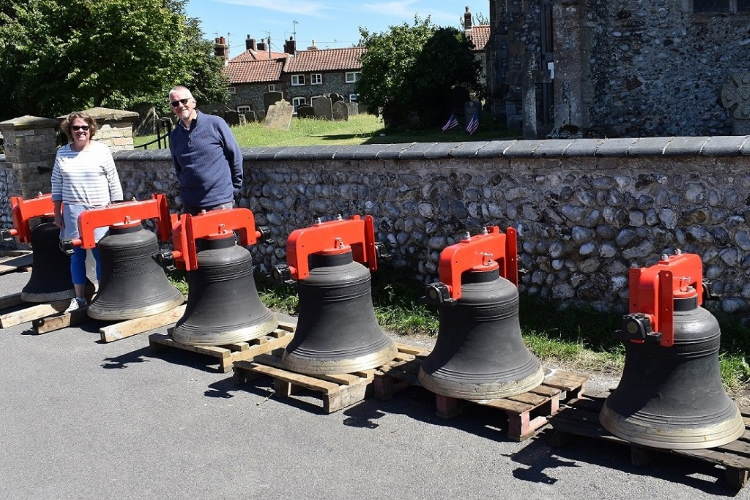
[6,193,55,243]
[168,208,261,271]
[285,215,378,280]
[628,253,703,347]
[437,226,518,301]
[70,194,171,249]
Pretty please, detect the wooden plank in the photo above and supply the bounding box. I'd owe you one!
[0,254,33,274]
[712,439,750,459]
[0,300,69,328]
[0,293,23,310]
[246,363,341,394]
[479,398,534,413]
[100,304,186,343]
[277,320,296,332]
[530,385,561,397]
[231,331,293,364]
[32,307,89,334]
[507,392,548,407]
[544,374,586,391]
[394,343,428,356]
[149,334,230,358]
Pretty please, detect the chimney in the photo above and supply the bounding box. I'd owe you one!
[464,6,472,31]
[257,41,267,51]
[284,37,296,55]
[214,37,228,64]
[246,35,256,51]
[307,40,318,51]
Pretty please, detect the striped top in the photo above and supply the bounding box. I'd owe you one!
[51,141,123,205]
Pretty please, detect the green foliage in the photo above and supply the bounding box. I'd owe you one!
[0,0,228,120]
[358,17,480,128]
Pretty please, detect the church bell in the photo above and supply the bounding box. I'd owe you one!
[157,208,276,345]
[600,252,744,449]
[61,194,183,321]
[419,227,544,400]
[1,194,74,302]
[274,215,397,375]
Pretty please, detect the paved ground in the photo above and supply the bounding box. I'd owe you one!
[0,269,746,499]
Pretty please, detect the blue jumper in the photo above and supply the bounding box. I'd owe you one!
[169,111,243,209]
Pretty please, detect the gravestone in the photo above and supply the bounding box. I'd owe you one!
[241,110,257,123]
[263,100,293,130]
[464,100,481,125]
[223,110,240,126]
[297,105,315,119]
[721,73,750,135]
[332,101,349,121]
[346,102,359,116]
[313,96,333,120]
[263,91,284,113]
[329,93,344,103]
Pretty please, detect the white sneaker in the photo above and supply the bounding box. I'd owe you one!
[64,297,87,313]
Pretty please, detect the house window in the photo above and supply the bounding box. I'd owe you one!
[292,97,306,111]
[228,86,236,94]
[291,74,305,86]
[268,84,277,92]
[237,106,251,113]
[693,0,748,11]
[349,94,359,103]
[345,72,361,83]
[311,74,323,85]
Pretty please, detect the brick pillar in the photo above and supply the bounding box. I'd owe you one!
[59,107,139,152]
[0,115,58,198]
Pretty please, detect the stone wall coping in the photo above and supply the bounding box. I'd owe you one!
[112,136,750,163]
[57,107,139,123]
[0,115,59,131]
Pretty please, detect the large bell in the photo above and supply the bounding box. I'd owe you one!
[600,295,744,449]
[21,216,75,302]
[283,251,397,375]
[87,224,183,320]
[172,235,276,345]
[419,268,544,400]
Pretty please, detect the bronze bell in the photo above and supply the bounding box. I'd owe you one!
[274,215,397,375]
[21,216,75,302]
[419,227,543,400]
[88,223,183,321]
[161,209,276,345]
[600,253,744,449]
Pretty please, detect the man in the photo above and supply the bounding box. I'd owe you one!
[168,86,243,214]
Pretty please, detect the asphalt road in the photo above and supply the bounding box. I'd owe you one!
[0,269,746,499]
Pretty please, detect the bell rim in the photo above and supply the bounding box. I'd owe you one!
[599,400,745,450]
[282,341,398,375]
[87,295,184,321]
[21,288,76,303]
[417,365,545,400]
[171,315,278,346]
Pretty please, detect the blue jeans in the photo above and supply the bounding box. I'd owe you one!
[71,247,101,286]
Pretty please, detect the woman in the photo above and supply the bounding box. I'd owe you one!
[51,111,123,310]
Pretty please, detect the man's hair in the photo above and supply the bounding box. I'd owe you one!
[169,85,194,100]
[60,111,98,141]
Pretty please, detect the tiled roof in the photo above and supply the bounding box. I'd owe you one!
[224,59,284,84]
[283,47,365,73]
[467,25,490,51]
[229,49,288,63]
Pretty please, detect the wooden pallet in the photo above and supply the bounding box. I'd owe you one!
[0,251,32,275]
[232,343,422,414]
[373,352,587,441]
[0,298,71,329]
[149,321,295,372]
[549,396,750,491]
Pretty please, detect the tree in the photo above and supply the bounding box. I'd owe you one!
[0,0,228,121]
[358,18,479,128]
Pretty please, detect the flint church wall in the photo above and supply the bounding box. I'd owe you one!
[111,136,750,314]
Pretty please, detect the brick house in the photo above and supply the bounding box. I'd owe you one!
[224,37,364,117]
[486,0,750,138]
[464,7,490,88]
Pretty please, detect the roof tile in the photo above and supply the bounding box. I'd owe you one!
[284,47,365,73]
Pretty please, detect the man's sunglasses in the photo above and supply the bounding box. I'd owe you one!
[170,98,190,107]
[71,125,90,131]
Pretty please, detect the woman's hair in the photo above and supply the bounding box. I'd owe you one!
[60,111,98,141]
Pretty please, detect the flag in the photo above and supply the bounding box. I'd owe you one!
[466,111,479,135]
[441,114,459,132]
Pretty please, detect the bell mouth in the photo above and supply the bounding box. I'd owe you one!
[418,364,544,400]
[88,294,184,321]
[173,313,277,346]
[282,341,398,375]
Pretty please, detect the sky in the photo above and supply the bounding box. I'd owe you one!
[185,0,490,58]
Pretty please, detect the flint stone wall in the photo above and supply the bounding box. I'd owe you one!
[112,136,750,314]
[0,154,16,230]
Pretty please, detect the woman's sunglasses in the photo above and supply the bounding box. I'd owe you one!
[170,98,190,107]
[71,125,90,131]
